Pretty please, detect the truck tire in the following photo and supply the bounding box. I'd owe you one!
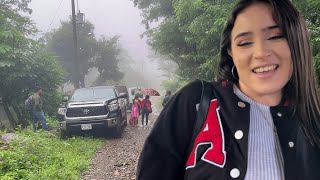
[123,112,128,127]
[112,123,123,138]
[60,130,70,139]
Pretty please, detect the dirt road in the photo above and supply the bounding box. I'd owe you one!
[81,111,159,180]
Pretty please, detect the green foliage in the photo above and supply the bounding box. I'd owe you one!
[93,36,124,83]
[45,20,97,87]
[293,0,320,84]
[134,0,320,83]
[0,0,64,124]
[0,42,64,117]
[133,0,174,29]
[135,0,235,81]
[45,20,125,87]
[0,117,104,179]
[161,78,188,93]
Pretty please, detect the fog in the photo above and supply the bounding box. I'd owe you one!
[28,0,164,90]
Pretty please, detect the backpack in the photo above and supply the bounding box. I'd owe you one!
[25,95,33,112]
[144,100,152,113]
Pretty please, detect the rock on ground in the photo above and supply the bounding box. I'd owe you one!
[1,133,17,143]
[81,112,159,180]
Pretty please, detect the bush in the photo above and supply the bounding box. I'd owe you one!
[160,79,189,94]
[0,117,104,180]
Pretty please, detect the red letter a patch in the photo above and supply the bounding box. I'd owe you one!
[186,99,226,169]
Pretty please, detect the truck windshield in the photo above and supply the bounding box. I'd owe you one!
[71,88,116,101]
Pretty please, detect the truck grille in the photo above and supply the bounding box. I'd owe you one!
[66,106,108,117]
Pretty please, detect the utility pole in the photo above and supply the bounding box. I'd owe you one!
[71,0,80,89]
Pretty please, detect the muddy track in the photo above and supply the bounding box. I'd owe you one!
[81,112,158,180]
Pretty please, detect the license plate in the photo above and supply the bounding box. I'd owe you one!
[81,124,92,130]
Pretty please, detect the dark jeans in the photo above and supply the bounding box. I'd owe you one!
[141,111,149,126]
[30,111,48,131]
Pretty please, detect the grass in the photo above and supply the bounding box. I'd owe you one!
[0,117,105,180]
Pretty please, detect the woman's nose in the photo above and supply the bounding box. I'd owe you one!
[253,40,271,59]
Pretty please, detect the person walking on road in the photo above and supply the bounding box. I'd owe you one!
[130,96,140,127]
[30,86,48,131]
[141,95,152,128]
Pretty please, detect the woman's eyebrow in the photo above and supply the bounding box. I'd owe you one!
[233,31,252,41]
[263,25,279,32]
[233,25,280,41]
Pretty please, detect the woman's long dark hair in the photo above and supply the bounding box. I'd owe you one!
[217,0,320,148]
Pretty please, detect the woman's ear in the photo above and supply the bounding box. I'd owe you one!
[227,49,233,58]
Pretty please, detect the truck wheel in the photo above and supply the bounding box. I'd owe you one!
[60,130,70,139]
[123,113,128,127]
[112,124,123,138]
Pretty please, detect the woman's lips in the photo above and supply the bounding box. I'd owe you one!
[252,65,279,79]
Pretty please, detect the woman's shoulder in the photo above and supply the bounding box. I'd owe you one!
[179,79,203,94]
[175,79,233,102]
[178,79,226,95]
[173,80,205,104]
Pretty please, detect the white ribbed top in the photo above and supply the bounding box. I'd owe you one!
[234,86,285,180]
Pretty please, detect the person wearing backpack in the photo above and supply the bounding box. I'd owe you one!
[141,95,152,128]
[28,86,48,131]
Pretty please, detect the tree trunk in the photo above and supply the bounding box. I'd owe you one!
[3,102,16,128]
[12,105,28,128]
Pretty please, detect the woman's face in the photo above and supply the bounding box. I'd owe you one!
[228,2,293,105]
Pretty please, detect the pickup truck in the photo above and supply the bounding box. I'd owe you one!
[114,85,129,111]
[57,86,127,138]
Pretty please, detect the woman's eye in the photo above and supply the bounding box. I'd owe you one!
[268,35,284,40]
[237,41,252,47]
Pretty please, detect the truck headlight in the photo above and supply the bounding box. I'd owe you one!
[108,104,119,112]
[58,108,67,115]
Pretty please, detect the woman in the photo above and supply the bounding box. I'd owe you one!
[130,95,141,127]
[137,0,320,179]
[141,95,152,127]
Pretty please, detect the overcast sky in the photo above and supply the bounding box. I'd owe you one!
[28,0,163,88]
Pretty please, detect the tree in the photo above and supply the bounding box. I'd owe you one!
[133,0,174,29]
[92,36,124,84]
[293,0,320,84]
[148,53,177,80]
[134,0,320,83]
[134,0,235,81]
[45,19,96,87]
[0,0,64,128]
[45,20,126,87]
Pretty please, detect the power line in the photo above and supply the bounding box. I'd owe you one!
[46,0,65,33]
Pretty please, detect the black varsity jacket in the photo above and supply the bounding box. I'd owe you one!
[137,80,320,180]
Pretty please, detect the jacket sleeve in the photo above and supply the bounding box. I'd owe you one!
[136,80,202,180]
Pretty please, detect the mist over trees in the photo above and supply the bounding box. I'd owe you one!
[44,19,125,88]
[133,0,320,91]
[44,18,155,89]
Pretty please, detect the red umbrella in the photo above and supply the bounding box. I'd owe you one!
[141,88,160,96]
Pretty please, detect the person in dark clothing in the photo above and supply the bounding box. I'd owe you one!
[162,91,172,107]
[136,0,320,180]
[141,95,152,128]
[30,86,48,131]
